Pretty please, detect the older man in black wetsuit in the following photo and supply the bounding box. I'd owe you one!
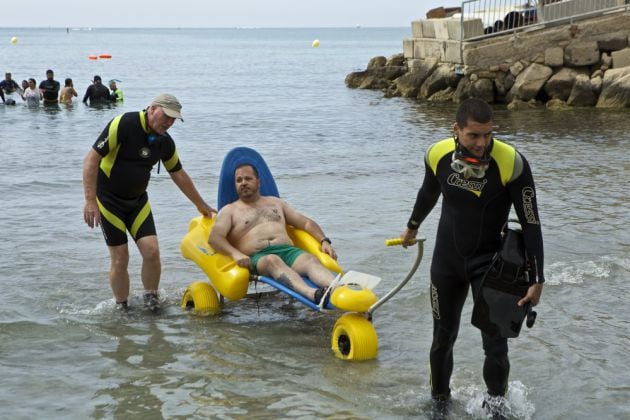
[400,98,544,412]
[83,93,216,310]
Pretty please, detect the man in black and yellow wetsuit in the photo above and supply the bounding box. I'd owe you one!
[400,98,545,409]
[83,93,216,309]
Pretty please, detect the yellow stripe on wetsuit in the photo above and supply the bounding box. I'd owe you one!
[163,150,180,171]
[489,139,517,186]
[99,115,123,178]
[426,137,517,186]
[97,197,152,239]
[96,197,125,233]
[130,201,152,238]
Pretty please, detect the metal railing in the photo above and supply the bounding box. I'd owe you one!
[459,0,630,40]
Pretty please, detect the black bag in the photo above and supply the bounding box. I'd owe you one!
[471,221,534,338]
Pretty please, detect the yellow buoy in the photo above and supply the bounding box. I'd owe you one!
[10,36,18,44]
[312,39,320,48]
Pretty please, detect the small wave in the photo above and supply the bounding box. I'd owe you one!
[547,255,627,285]
[461,381,536,419]
[57,290,186,318]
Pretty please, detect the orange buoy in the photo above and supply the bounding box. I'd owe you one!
[88,55,98,60]
[99,54,112,59]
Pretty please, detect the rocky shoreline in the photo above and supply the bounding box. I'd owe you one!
[345,51,630,110]
[346,12,630,110]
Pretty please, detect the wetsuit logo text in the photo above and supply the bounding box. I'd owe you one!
[431,283,441,320]
[447,173,487,197]
[522,187,539,225]
[97,137,108,150]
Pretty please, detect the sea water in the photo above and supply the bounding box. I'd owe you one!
[0,27,628,419]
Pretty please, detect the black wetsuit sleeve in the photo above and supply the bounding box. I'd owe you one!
[508,153,545,283]
[82,86,92,103]
[407,158,441,230]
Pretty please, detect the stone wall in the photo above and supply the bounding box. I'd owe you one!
[348,10,630,109]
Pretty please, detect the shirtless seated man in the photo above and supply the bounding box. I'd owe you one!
[209,163,337,304]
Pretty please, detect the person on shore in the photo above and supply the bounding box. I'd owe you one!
[39,69,60,105]
[82,75,111,105]
[209,163,337,304]
[60,78,78,104]
[23,78,42,107]
[399,98,545,412]
[82,93,216,310]
[109,80,124,102]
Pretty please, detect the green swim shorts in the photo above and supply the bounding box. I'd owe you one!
[250,244,305,273]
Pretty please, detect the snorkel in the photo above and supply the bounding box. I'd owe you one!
[451,136,491,179]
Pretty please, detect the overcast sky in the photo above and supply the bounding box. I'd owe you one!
[10,0,456,28]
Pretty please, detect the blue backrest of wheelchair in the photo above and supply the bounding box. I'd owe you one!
[217,147,280,210]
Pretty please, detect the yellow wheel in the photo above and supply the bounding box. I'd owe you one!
[331,313,378,361]
[330,284,377,312]
[181,281,221,315]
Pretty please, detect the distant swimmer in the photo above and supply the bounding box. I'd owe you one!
[82,75,111,105]
[59,78,78,104]
[108,80,124,102]
[39,69,60,105]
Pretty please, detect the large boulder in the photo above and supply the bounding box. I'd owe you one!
[597,31,629,52]
[544,67,588,101]
[345,66,407,89]
[360,66,407,89]
[345,71,368,88]
[367,56,387,69]
[564,41,600,67]
[386,53,405,67]
[419,64,455,99]
[471,78,494,103]
[453,76,472,102]
[392,57,439,97]
[567,74,597,107]
[596,67,630,107]
[506,63,553,102]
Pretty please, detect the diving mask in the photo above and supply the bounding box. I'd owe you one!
[450,140,491,179]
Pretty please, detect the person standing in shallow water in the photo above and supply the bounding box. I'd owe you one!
[39,69,60,105]
[399,98,545,410]
[82,93,216,310]
[82,75,110,105]
[22,78,42,107]
[108,80,124,102]
[60,78,78,104]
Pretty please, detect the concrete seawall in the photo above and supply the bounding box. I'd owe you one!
[347,10,630,109]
